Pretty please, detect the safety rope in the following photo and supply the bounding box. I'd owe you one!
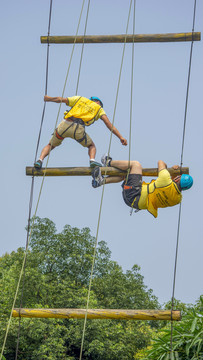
[0,1,87,359]
[127,0,136,181]
[15,4,54,359]
[75,0,91,95]
[170,0,197,357]
[0,1,53,359]
[1,1,195,358]
[79,1,134,358]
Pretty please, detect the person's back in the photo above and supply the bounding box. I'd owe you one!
[138,169,182,218]
[64,96,105,126]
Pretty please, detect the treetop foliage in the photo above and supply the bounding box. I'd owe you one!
[0,217,159,359]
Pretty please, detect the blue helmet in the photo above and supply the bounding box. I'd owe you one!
[180,174,193,190]
[90,96,103,108]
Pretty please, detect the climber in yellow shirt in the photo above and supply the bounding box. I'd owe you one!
[92,155,193,218]
[34,96,127,169]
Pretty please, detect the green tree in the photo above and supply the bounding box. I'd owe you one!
[0,217,160,359]
[135,296,203,360]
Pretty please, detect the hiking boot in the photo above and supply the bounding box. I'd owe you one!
[90,160,102,168]
[101,153,112,167]
[92,166,104,188]
[34,159,42,169]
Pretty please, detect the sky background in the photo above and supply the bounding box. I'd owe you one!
[1,0,203,306]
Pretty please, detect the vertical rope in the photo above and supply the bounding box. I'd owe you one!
[170,0,197,357]
[0,1,87,359]
[14,1,53,359]
[79,1,133,358]
[180,0,196,168]
[14,176,35,360]
[107,0,133,160]
[125,0,136,188]
[128,0,136,170]
[75,0,91,95]
[34,0,53,162]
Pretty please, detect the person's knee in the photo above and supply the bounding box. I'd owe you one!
[48,143,55,150]
[130,161,142,173]
[88,141,96,149]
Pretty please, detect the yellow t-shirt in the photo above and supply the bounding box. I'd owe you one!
[64,96,106,121]
[138,169,182,217]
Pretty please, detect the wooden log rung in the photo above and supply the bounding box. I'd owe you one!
[26,166,189,177]
[13,308,181,321]
[40,32,201,44]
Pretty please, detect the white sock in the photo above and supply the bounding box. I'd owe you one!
[90,159,95,162]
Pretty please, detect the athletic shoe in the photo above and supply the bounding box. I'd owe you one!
[34,159,42,169]
[90,160,102,168]
[92,166,104,188]
[101,153,112,167]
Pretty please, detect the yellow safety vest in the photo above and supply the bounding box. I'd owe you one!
[64,96,101,126]
[146,180,182,218]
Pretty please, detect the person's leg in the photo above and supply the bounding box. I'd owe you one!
[88,141,101,167]
[34,144,55,168]
[110,160,142,175]
[91,167,124,188]
[92,160,142,187]
[92,172,124,187]
[34,123,63,168]
[105,176,124,184]
[39,144,55,160]
[103,160,142,184]
[73,125,101,167]
[88,141,96,160]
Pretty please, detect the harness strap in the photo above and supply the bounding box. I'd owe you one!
[130,195,140,215]
[55,129,64,140]
[123,185,133,190]
[60,122,74,138]
[72,122,86,145]
[56,119,87,145]
[131,196,137,208]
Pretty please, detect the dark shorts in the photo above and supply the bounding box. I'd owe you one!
[122,174,142,209]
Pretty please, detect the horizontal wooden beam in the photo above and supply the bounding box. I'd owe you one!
[26,166,189,177]
[13,308,181,321]
[40,32,201,44]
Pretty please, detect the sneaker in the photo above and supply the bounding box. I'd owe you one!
[91,166,104,188]
[34,159,42,169]
[101,153,112,167]
[90,160,102,168]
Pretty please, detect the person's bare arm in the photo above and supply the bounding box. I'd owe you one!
[171,165,181,179]
[101,114,127,146]
[158,160,167,172]
[44,95,68,104]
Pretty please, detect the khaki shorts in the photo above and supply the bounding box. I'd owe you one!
[49,120,93,148]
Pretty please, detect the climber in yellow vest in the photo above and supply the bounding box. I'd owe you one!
[34,96,127,169]
[92,155,193,217]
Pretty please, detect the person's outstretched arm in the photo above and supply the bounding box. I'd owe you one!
[44,95,68,104]
[101,114,127,146]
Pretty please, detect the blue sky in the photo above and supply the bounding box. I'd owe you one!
[1,0,203,305]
